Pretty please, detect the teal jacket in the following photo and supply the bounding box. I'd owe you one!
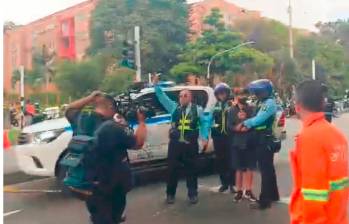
[154,85,210,141]
[243,98,277,129]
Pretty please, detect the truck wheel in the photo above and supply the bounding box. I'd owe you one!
[54,157,72,197]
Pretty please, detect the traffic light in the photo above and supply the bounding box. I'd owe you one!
[120,40,135,69]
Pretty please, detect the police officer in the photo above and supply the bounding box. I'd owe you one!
[65,91,147,224]
[210,83,235,192]
[240,79,280,209]
[152,76,209,204]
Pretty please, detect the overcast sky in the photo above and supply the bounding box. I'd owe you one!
[2,0,348,31]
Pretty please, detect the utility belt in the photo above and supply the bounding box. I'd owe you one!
[255,127,281,153]
[169,127,199,144]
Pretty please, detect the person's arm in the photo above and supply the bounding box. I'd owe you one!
[119,111,147,150]
[227,107,238,132]
[67,91,102,111]
[154,85,177,114]
[198,106,209,141]
[299,134,329,223]
[133,117,147,149]
[243,99,277,129]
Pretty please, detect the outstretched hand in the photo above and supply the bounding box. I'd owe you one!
[235,123,249,132]
[152,74,160,85]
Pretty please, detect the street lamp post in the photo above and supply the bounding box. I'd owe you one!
[206,41,255,86]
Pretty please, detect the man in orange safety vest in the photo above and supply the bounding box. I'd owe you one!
[290,80,348,224]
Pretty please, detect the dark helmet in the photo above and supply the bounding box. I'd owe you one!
[214,83,231,97]
[247,79,273,96]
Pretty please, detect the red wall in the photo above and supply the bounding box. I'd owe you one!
[3,0,97,94]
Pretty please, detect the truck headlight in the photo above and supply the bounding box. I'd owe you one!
[32,129,65,144]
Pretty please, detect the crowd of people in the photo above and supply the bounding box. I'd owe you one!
[60,78,348,224]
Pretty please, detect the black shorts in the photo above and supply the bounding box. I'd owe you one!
[231,146,257,171]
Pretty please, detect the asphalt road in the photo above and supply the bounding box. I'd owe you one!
[3,114,349,224]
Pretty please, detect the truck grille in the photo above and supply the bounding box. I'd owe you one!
[17,133,30,145]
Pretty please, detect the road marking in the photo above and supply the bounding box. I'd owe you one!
[4,186,62,193]
[278,197,290,204]
[198,184,230,194]
[4,209,22,217]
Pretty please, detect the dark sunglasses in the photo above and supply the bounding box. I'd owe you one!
[179,94,189,98]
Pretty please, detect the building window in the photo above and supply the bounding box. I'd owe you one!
[61,21,69,37]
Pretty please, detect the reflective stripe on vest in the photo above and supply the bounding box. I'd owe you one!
[220,109,227,134]
[255,125,267,131]
[329,177,349,191]
[301,176,349,202]
[301,189,329,202]
[178,112,196,142]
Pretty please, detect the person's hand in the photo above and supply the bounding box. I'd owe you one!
[201,140,209,153]
[113,113,127,126]
[136,110,146,124]
[238,111,247,120]
[152,74,160,85]
[235,123,243,131]
[240,126,249,132]
[89,90,103,98]
[89,90,104,102]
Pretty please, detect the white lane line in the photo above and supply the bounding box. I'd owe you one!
[4,186,62,193]
[278,197,290,204]
[4,209,22,217]
[198,184,230,194]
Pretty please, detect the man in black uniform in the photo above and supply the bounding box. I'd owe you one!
[65,91,147,224]
[210,83,235,192]
[153,76,209,205]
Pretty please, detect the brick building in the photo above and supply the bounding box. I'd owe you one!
[3,0,97,95]
[3,0,261,94]
[189,0,261,41]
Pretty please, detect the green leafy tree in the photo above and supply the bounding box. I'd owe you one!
[235,18,289,53]
[11,53,46,90]
[170,9,273,83]
[100,68,136,94]
[54,56,107,99]
[295,34,347,95]
[89,0,188,75]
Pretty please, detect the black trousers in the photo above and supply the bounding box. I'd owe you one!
[212,135,235,187]
[86,162,132,224]
[256,133,280,206]
[166,139,199,197]
[86,185,126,224]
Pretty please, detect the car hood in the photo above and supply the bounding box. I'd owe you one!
[23,118,70,133]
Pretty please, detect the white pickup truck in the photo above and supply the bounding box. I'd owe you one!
[14,85,286,183]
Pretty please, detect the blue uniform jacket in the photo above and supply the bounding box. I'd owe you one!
[243,98,277,129]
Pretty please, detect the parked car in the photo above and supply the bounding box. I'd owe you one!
[43,107,60,120]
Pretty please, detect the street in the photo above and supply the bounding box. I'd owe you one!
[3,114,349,224]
